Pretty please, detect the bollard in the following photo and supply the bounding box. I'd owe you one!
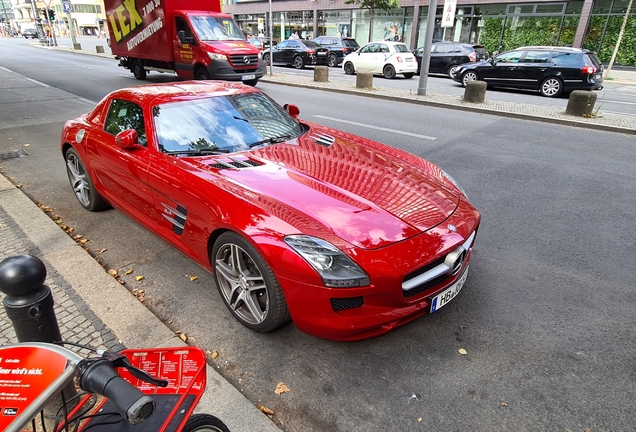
[356,72,373,89]
[314,66,329,82]
[0,254,62,343]
[96,45,105,54]
[566,90,597,116]
[73,43,82,50]
[463,80,487,103]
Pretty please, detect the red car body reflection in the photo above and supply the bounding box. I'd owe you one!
[61,81,480,341]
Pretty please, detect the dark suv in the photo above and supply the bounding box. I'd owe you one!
[313,37,360,67]
[453,46,604,97]
[413,42,488,78]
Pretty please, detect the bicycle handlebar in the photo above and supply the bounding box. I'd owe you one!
[77,357,156,425]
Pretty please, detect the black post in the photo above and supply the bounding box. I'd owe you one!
[0,254,62,343]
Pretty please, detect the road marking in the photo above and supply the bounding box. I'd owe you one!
[78,98,98,105]
[313,115,437,141]
[600,100,636,106]
[0,67,12,73]
[25,78,50,87]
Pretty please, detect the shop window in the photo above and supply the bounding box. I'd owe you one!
[536,3,566,14]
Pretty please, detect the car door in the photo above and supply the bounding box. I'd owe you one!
[430,43,455,74]
[480,50,526,86]
[283,40,302,64]
[355,43,381,72]
[510,50,552,89]
[88,98,155,221]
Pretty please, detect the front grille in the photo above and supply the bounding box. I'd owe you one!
[209,159,262,170]
[404,257,445,283]
[331,297,364,311]
[229,54,259,67]
[403,274,452,298]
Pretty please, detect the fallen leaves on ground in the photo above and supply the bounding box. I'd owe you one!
[135,275,145,281]
[458,348,467,355]
[189,275,198,282]
[501,402,509,407]
[258,405,274,416]
[108,269,119,278]
[125,269,133,275]
[211,351,219,359]
[274,382,290,395]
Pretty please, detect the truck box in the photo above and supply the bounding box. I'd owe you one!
[105,0,262,85]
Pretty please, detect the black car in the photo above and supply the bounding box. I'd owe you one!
[262,39,329,69]
[452,46,604,97]
[22,28,38,39]
[412,42,487,78]
[312,36,360,67]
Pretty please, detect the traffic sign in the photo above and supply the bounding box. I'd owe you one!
[62,0,72,13]
[441,0,457,28]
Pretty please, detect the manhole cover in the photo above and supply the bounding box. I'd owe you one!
[0,149,30,160]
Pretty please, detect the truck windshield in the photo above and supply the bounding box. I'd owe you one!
[190,16,245,41]
[153,92,304,154]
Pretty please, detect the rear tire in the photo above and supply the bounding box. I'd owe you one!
[132,59,146,80]
[383,64,396,79]
[183,414,230,432]
[403,73,414,79]
[328,53,338,67]
[343,62,355,75]
[540,77,563,97]
[262,53,270,66]
[293,55,305,69]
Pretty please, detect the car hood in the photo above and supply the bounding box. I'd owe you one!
[190,125,460,250]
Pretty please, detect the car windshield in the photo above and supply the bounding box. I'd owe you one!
[153,92,304,154]
[302,40,321,49]
[190,16,245,41]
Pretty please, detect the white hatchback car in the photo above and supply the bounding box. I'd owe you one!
[342,41,418,79]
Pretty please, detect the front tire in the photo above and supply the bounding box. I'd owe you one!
[328,53,338,67]
[461,70,479,87]
[212,232,290,333]
[243,79,258,87]
[183,414,230,432]
[262,53,270,66]
[293,55,305,69]
[448,65,460,79]
[383,64,396,79]
[540,77,563,97]
[132,59,146,80]
[65,148,109,212]
[403,73,414,79]
[195,67,211,80]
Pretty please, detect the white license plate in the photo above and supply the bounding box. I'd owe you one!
[317,52,326,56]
[430,266,469,313]
[406,58,414,62]
[242,74,256,80]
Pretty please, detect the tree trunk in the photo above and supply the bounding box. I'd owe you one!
[605,0,634,78]
[368,10,375,42]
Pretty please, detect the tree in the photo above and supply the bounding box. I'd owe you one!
[344,0,400,42]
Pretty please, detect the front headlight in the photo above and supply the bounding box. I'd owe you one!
[284,235,370,288]
[441,169,468,198]
[209,52,228,61]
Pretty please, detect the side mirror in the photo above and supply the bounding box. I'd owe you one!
[178,30,186,44]
[115,129,139,149]
[283,104,300,119]
[489,58,496,65]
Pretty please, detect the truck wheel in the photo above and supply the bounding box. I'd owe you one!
[132,59,146,80]
[195,67,211,80]
[243,79,258,87]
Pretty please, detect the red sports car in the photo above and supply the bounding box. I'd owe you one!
[61,81,480,341]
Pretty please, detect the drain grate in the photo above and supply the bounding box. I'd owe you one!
[0,149,30,160]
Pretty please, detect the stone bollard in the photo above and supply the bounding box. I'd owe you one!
[314,65,329,82]
[96,45,105,53]
[463,80,487,103]
[262,60,268,75]
[566,90,597,116]
[356,72,373,89]
[73,43,82,50]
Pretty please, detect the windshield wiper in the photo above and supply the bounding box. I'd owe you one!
[165,148,230,156]
[248,134,294,148]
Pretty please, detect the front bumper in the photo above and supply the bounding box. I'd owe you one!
[206,59,264,82]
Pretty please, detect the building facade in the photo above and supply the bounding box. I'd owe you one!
[10,0,106,36]
[224,0,636,67]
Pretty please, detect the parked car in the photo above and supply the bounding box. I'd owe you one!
[61,81,480,342]
[22,28,38,39]
[248,37,271,52]
[342,41,418,79]
[412,42,488,78]
[262,39,329,69]
[312,36,360,67]
[453,46,604,97]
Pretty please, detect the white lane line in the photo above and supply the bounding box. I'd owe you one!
[78,98,99,105]
[600,100,636,106]
[0,66,13,73]
[314,115,437,141]
[25,78,50,87]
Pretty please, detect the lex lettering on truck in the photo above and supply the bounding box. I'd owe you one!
[109,0,162,49]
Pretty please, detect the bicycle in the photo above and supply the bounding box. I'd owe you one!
[0,342,230,432]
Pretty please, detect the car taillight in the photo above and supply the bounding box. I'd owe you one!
[343,48,349,54]
[308,49,316,55]
[581,65,598,74]
[469,52,476,62]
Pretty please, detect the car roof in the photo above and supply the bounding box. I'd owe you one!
[514,46,586,52]
[105,81,259,106]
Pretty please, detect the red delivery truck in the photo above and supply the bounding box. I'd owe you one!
[105,0,262,85]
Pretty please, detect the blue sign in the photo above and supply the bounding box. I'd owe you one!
[62,0,72,13]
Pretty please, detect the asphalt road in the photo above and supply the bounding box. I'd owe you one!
[1,38,635,431]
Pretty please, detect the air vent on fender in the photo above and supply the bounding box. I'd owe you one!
[311,133,335,147]
[208,158,263,170]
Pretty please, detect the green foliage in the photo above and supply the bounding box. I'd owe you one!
[344,0,399,15]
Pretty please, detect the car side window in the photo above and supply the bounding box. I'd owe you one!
[277,41,288,49]
[379,44,389,53]
[524,51,550,63]
[436,44,454,53]
[104,99,147,147]
[497,51,524,63]
[552,52,578,65]
[361,44,377,53]
[289,41,300,49]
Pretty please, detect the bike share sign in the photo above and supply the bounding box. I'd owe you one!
[441,0,457,28]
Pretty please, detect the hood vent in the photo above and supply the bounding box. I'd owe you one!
[311,133,335,147]
[209,158,262,170]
